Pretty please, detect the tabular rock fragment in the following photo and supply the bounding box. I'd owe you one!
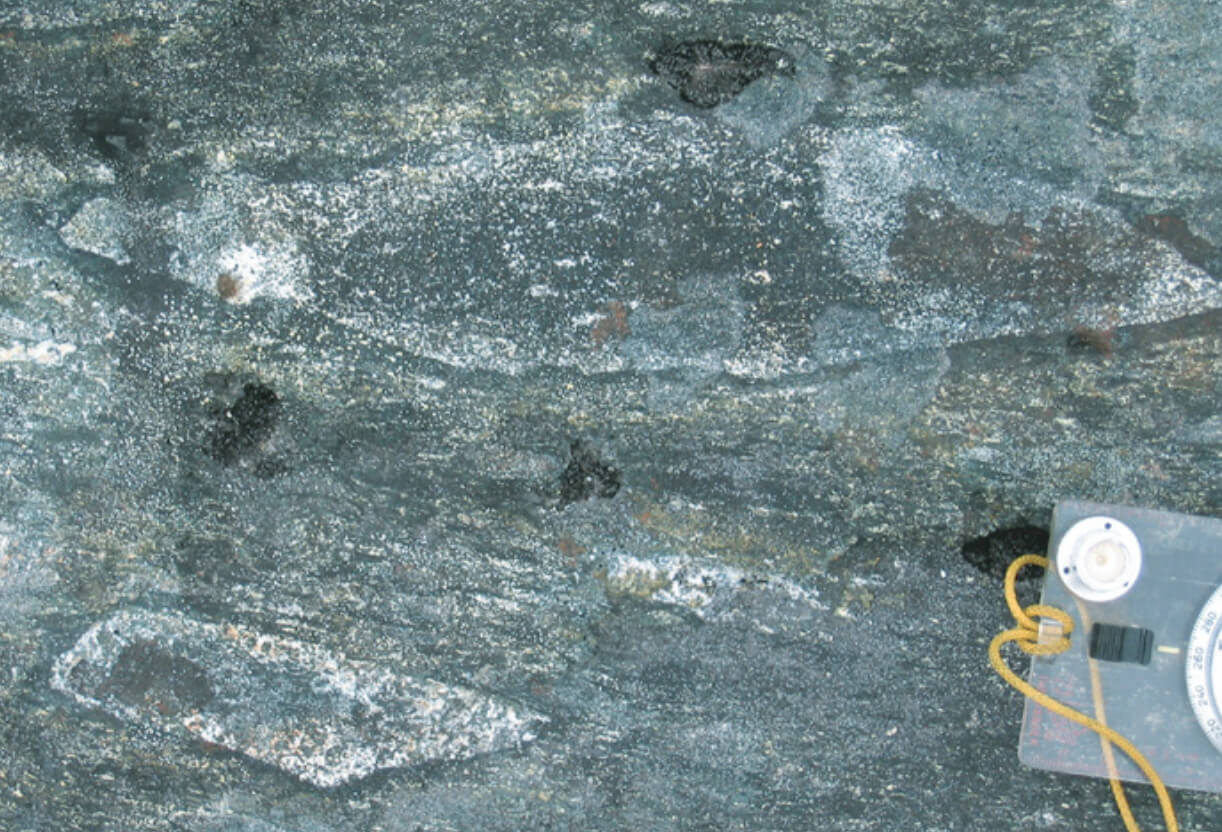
[58,197,131,265]
[51,610,547,787]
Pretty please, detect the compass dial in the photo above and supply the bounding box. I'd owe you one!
[1187,583,1222,754]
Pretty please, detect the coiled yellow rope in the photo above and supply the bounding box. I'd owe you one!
[988,554,1178,832]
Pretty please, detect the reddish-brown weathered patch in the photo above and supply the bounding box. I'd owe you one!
[555,536,585,568]
[1067,324,1115,356]
[888,190,1157,310]
[591,301,630,346]
[216,272,241,301]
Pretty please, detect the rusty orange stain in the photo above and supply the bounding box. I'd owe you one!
[1069,324,1114,356]
[555,536,585,568]
[555,536,585,557]
[1068,310,1119,357]
[591,301,630,347]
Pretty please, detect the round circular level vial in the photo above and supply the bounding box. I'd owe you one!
[1055,516,1142,602]
[1187,583,1222,755]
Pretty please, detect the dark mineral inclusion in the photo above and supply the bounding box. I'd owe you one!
[207,380,282,471]
[559,440,622,505]
[649,40,796,108]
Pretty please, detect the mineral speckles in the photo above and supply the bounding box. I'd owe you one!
[598,552,826,619]
[210,240,312,305]
[51,610,548,788]
[649,40,796,108]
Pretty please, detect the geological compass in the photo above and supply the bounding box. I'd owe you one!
[1016,500,1222,794]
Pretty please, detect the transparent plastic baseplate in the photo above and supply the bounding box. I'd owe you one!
[1019,500,1222,793]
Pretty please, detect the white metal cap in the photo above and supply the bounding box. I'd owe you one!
[1056,516,1143,602]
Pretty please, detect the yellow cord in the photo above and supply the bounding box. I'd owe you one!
[988,554,1178,832]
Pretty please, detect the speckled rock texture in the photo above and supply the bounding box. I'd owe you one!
[1,0,1220,829]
